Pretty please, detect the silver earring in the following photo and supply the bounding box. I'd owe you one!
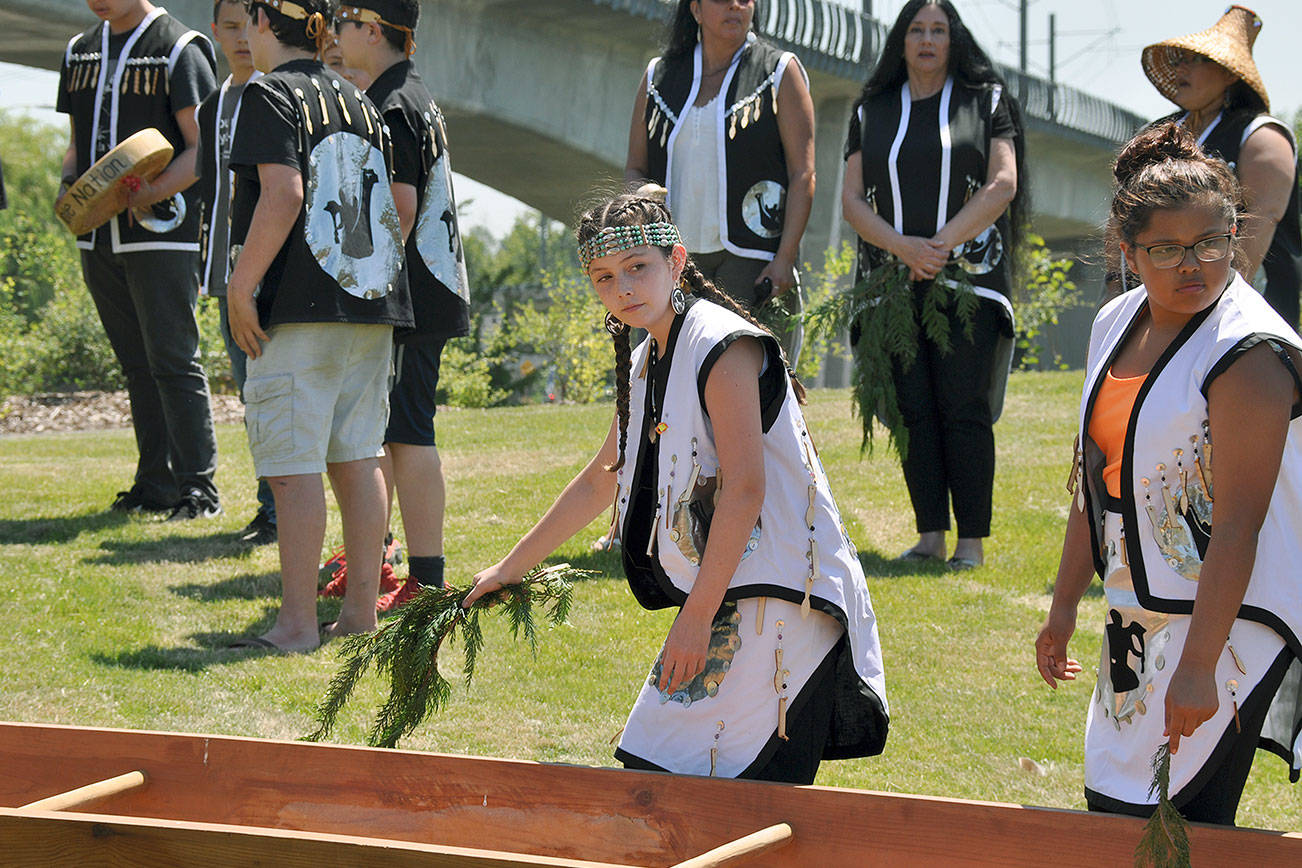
[604,312,628,336]
[671,285,688,315]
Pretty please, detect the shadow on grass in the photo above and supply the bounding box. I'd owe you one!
[88,611,295,672]
[858,548,950,578]
[90,532,256,566]
[0,509,130,544]
[171,570,282,602]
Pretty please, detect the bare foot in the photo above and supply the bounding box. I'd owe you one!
[320,619,375,641]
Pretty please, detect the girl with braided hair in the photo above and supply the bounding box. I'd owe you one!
[466,194,888,783]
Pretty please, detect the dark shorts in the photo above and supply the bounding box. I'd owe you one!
[384,338,445,447]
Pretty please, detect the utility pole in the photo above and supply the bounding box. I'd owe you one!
[1019,0,1029,75]
[1048,12,1057,118]
[1049,13,1057,84]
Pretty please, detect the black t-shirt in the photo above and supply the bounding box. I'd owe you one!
[365,61,470,343]
[844,88,1015,238]
[229,59,412,329]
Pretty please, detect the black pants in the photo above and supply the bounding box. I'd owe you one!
[81,242,218,505]
[892,298,1002,538]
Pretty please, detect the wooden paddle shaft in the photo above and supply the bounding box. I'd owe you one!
[19,770,147,812]
[669,823,793,868]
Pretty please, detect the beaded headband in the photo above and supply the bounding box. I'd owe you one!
[578,222,682,269]
[336,4,416,56]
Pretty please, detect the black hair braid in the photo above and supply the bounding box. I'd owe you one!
[680,259,807,404]
[606,328,633,472]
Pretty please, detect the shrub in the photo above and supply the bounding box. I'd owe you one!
[507,271,612,404]
[437,338,510,409]
[1012,234,1081,370]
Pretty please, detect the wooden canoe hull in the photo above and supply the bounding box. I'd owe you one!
[2,721,1298,866]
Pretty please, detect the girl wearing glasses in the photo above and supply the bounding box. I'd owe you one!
[1122,6,1300,328]
[1035,122,1302,824]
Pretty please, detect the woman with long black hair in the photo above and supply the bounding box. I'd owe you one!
[625,0,815,362]
[841,0,1027,569]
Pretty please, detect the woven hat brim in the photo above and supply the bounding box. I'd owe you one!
[1142,33,1269,112]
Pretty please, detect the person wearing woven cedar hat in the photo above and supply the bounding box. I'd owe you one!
[465,194,888,784]
[1126,5,1301,328]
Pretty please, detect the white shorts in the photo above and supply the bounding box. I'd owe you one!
[243,322,393,477]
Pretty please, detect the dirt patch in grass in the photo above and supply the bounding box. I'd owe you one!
[0,391,246,435]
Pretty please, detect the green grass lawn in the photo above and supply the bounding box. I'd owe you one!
[0,371,1297,831]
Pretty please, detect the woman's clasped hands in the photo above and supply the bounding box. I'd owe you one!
[894,234,950,281]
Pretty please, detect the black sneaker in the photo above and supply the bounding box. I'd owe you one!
[167,488,222,521]
[110,488,173,514]
[239,512,277,545]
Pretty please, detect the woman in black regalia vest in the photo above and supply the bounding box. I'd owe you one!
[624,0,815,363]
[1132,5,1301,328]
[841,0,1027,569]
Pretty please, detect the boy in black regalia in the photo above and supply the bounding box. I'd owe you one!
[336,0,470,609]
[225,0,412,652]
[55,0,221,519]
[195,0,277,544]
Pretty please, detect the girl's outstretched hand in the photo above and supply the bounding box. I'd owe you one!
[1035,607,1084,689]
[463,563,524,608]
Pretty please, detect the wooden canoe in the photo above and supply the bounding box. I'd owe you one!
[1,721,1298,866]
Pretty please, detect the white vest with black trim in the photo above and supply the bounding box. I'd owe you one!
[1079,274,1302,667]
[614,299,888,755]
[643,36,801,260]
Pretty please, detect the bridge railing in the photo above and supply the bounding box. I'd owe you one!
[593,0,1144,145]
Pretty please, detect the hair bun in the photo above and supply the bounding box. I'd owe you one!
[1114,121,1204,185]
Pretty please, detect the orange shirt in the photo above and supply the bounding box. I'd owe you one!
[1089,370,1148,500]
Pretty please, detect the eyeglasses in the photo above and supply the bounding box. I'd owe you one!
[1138,233,1232,269]
[1165,48,1208,68]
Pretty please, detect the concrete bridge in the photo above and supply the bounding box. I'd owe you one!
[6,0,1142,241]
[6,0,1144,363]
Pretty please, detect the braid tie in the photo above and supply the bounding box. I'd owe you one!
[306,12,330,57]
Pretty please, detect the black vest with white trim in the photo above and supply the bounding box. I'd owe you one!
[856,79,1012,300]
[1161,109,1302,309]
[644,37,798,260]
[62,9,215,252]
